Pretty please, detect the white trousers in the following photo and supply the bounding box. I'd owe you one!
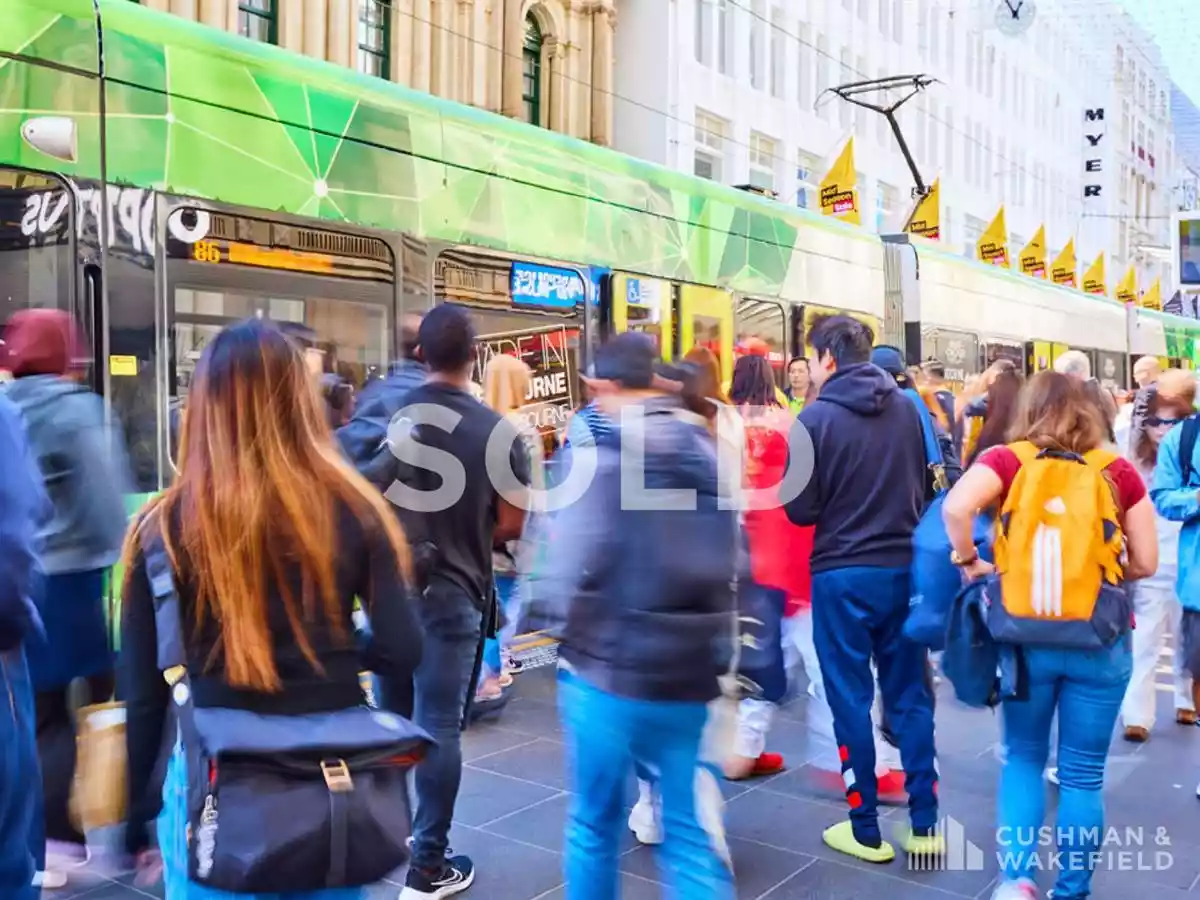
[731,609,900,774]
[1121,581,1194,730]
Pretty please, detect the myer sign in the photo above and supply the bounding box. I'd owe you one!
[1083,107,1106,200]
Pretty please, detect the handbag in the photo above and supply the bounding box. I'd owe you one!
[70,701,127,831]
[139,517,433,893]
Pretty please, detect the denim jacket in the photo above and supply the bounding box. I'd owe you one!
[528,395,737,703]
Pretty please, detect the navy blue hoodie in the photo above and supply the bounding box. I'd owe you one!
[785,363,926,573]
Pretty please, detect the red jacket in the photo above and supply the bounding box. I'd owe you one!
[741,409,814,617]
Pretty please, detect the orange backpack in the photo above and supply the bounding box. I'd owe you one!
[987,441,1131,649]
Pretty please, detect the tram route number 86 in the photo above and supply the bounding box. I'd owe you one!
[191,239,221,263]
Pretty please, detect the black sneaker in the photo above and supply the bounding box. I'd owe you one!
[400,855,475,899]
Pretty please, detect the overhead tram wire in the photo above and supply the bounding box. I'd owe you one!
[363,5,1161,314]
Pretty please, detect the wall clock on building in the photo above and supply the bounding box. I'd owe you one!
[995,0,1036,36]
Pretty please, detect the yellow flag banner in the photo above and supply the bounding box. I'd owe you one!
[1140,278,1162,311]
[1115,266,1137,305]
[1082,253,1107,296]
[976,206,1009,267]
[1050,239,1077,287]
[1018,225,1048,279]
[819,138,861,226]
[904,179,940,240]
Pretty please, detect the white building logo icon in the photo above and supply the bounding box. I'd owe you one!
[905,815,986,872]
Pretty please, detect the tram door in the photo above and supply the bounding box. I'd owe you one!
[679,285,734,386]
[607,272,674,363]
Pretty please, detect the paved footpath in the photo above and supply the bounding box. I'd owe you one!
[63,654,1200,900]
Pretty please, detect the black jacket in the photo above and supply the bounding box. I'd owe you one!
[785,363,926,574]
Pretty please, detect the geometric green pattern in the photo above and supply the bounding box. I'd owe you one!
[1,0,867,295]
[5,0,1200,351]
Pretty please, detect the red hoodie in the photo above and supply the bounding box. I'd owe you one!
[741,408,814,617]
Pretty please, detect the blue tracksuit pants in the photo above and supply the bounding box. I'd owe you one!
[811,565,938,844]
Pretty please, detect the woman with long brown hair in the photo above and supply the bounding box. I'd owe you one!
[966,364,1023,466]
[120,319,422,899]
[943,371,1157,900]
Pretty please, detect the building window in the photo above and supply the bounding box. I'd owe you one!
[878,0,888,36]
[815,34,830,120]
[749,0,765,90]
[943,107,954,173]
[522,16,543,126]
[892,0,903,42]
[749,132,777,191]
[695,0,713,66]
[839,47,852,127]
[918,0,929,57]
[857,0,868,22]
[930,4,940,64]
[945,13,954,75]
[357,0,390,79]
[770,9,785,98]
[695,110,728,181]
[876,182,898,232]
[238,0,276,43]
[717,0,729,74]
[797,24,811,107]
[796,149,820,208]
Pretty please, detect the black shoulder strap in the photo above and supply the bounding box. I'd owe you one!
[1180,416,1200,487]
[137,511,187,673]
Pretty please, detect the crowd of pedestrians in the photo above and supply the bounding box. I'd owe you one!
[0,295,1197,900]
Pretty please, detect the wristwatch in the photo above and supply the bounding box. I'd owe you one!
[950,548,979,567]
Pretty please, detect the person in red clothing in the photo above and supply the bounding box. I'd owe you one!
[721,357,904,802]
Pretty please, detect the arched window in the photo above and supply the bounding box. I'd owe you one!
[522,15,543,126]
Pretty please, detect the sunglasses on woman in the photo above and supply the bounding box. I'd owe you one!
[1146,415,1186,428]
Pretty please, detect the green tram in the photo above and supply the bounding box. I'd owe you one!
[4,0,1200,513]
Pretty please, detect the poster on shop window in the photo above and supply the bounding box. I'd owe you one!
[922,329,979,393]
[474,326,577,441]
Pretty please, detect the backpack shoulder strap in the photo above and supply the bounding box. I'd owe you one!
[903,388,941,469]
[1180,416,1200,486]
[1007,441,1039,466]
[1082,448,1118,471]
[137,510,188,678]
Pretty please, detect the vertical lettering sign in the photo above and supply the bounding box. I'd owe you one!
[475,326,577,436]
[510,262,585,309]
[1083,107,1105,201]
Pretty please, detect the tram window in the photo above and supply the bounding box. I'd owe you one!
[168,288,389,463]
[0,170,75,367]
[736,297,788,386]
[688,313,724,367]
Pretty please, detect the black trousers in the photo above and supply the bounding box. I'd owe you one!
[35,672,115,847]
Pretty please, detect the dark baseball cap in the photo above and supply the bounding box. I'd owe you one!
[870,345,906,377]
[590,332,657,389]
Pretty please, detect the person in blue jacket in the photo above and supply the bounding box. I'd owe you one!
[0,392,49,900]
[1149,390,1200,801]
[784,315,940,864]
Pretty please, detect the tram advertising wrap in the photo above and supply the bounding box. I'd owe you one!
[475,325,577,438]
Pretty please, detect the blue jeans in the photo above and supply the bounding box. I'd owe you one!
[482,574,518,678]
[996,637,1133,900]
[410,583,485,873]
[811,566,938,843]
[0,648,39,900]
[158,739,363,900]
[558,669,734,900]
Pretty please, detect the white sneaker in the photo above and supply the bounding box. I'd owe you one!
[32,870,68,890]
[627,797,663,845]
[1045,767,1059,786]
[991,878,1039,899]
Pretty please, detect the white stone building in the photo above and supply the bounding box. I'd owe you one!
[612,0,1174,286]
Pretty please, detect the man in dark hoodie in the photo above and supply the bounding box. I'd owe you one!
[784,315,940,864]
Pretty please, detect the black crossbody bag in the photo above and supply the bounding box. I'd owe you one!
[140,517,433,893]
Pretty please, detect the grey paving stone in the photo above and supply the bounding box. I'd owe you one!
[462,722,545,763]
[533,872,664,900]
[619,836,817,900]
[469,738,568,791]
[475,792,638,857]
[442,824,566,900]
[756,858,974,899]
[453,764,562,828]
